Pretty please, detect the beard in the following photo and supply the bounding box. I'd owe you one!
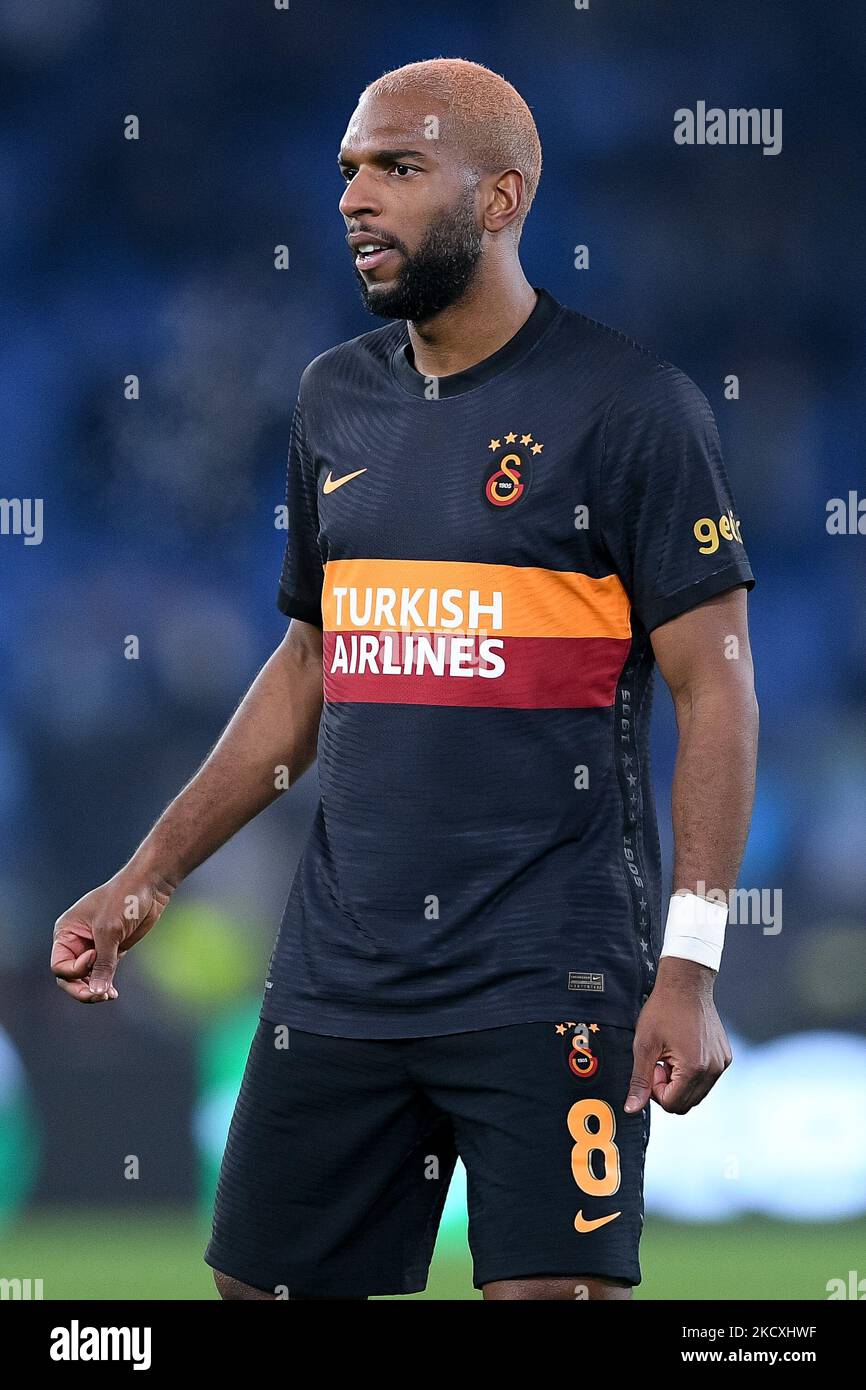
[353,189,484,324]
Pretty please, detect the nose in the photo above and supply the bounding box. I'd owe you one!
[339,167,382,222]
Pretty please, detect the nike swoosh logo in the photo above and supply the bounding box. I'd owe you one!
[323,468,367,494]
[574,1210,621,1233]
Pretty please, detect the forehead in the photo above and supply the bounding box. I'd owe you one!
[339,89,451,157]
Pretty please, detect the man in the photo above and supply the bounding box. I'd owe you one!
[52,58,758,1301]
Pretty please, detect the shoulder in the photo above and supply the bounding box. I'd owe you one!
[552,300,712,425]
[297,319,406,413]
[605,362,717,452]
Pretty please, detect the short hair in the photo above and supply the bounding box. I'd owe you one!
[359,57,542,235]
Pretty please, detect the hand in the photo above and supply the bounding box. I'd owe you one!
[51,861,176,1002]
[624,957,732,1114]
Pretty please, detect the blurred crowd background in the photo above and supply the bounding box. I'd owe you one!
[1,0,864,1297]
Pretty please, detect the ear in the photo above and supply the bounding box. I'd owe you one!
[481,168,525,234]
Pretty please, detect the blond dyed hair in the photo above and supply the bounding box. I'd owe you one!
[359,58,542,235]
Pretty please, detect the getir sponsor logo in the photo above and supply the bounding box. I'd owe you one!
[321,558,632,709]
[693,509,743,554]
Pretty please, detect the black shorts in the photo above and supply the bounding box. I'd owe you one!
[204,1017,650,1297]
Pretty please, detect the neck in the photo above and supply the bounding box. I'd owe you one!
[406,263,537,380]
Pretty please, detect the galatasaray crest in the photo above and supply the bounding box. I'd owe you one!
[482,429,543,509]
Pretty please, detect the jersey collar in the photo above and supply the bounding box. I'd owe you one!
[389,286,561,399]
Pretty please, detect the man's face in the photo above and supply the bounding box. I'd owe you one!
[338,91,484,322]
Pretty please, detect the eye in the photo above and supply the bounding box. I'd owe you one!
[340,166,355,183]
[391,163,416,177]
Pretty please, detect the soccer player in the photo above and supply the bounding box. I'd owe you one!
[52,58,758,1301]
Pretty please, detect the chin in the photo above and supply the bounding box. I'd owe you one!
[355,274,404,318]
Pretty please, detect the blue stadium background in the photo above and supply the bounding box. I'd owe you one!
[1,0,864,1298]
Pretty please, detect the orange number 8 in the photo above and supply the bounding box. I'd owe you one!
[567,1098,621,1197]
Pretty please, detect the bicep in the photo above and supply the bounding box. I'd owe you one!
[650,585,755,706]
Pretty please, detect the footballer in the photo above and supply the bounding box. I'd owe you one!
[52,58,758,1301]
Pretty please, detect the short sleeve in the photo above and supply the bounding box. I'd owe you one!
[276,398,324,626]
[598,364,755,633]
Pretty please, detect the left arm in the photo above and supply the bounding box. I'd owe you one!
[624,584,759,1115]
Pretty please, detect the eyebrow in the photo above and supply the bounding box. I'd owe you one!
[337,147,431,168]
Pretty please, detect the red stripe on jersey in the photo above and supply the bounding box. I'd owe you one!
[323,631,631,709]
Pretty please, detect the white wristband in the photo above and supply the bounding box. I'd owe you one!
[659,891,728,971]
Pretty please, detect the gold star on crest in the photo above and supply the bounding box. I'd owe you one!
[555,1023,567,1035]
[488,428,544,455]
[589,1023,600,1033]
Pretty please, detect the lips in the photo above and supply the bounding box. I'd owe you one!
[356,246,394,270]
[348,233,397,271]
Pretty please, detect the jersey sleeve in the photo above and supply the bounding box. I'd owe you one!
[598,364,755,633]
[276,396,324,626]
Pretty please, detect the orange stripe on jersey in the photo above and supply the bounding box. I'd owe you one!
[321,558,631,640]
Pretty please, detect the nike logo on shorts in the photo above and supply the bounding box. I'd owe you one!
[574,1209,621,1233]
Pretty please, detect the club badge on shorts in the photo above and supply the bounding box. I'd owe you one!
[554,1021,601,1079]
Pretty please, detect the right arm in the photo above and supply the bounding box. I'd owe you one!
[51,618,323,1002]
